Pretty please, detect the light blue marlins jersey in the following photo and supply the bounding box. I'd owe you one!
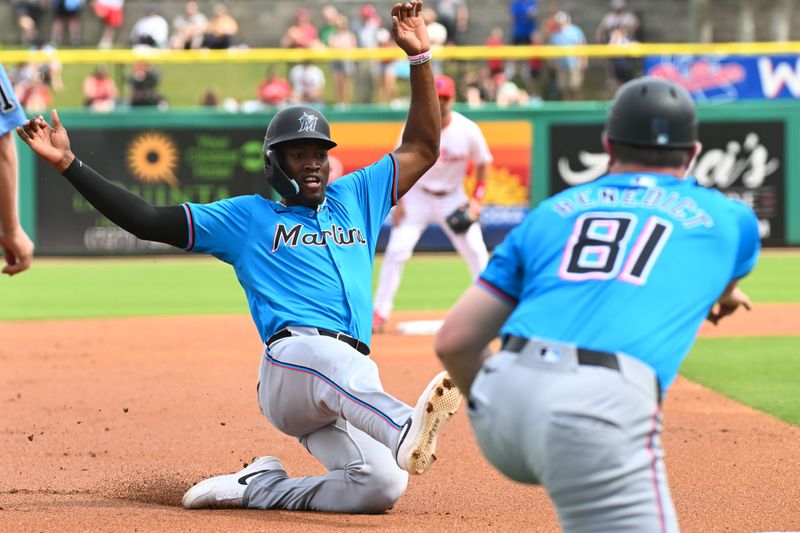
[480,172,760,392]
[0,64,27,135]
[183,153,399,346]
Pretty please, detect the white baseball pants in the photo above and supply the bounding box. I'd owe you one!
[374,186,489,319]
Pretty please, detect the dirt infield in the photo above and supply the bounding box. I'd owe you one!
[2,305,799,532]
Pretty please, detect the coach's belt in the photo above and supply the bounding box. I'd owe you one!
[502,334,621,370]
[420,186,452,197]
[501,334,661,402]
[267,328,370,356]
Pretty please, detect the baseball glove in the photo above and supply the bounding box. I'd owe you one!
[445,205,475,234]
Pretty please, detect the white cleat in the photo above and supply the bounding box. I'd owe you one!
[396,371,462,475]
[182,456,285,509]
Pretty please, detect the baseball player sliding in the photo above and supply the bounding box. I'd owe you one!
[373,74,492,332]
[435,77,760,531]
[19,1,463,514]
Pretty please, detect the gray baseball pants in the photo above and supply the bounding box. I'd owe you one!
[244,328,411,513]
[468,339,679,532]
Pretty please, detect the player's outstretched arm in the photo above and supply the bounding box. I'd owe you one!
[17,110,188,248]
[0,131,34,275]
[435,284,513,394]
[391,0,441,198]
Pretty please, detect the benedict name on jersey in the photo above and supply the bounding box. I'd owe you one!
[552,181,715,229]
[272,223,368,252]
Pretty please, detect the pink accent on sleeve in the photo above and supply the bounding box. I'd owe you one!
[389,152,399,206]
[182,204,195,251]
[476,278,518,307]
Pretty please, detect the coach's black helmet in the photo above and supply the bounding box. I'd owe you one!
[263,106,337,197]
[604,77,697,149]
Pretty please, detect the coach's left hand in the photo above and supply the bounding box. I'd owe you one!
[16,109,75,173]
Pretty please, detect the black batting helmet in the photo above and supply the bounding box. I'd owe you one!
[604,77,697,149]
[263,106,337,197]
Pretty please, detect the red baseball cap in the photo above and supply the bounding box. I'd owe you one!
[435,75,455,98]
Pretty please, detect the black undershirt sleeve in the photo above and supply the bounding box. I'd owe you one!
[62,157,189,249]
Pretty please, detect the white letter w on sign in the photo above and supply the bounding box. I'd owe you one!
[758,57,800,98]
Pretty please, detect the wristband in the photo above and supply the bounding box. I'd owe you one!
[408,50,432,65]
[472,180,486,202]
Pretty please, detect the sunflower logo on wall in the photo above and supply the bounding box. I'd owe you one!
[126,131,180,187]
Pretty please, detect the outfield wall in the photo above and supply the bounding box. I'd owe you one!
[18,101,799,255]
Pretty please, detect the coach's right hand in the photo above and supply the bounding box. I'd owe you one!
[16,109,75,173]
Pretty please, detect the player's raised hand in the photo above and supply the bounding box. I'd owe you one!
[391,1,430,57]
[16,109,75,173]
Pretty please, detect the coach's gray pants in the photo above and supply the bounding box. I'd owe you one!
[468,340,679,533]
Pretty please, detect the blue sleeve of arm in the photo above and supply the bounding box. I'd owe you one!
[478,217,527,306]
[184,196,254,264]
[0,65,27,134]
[731,202,761,280]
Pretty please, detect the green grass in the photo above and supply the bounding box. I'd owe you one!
[738,252,800,302]
[0,254,472,320]
[681,337,800,426]
[0,257,247,320]
[1,250,793,321]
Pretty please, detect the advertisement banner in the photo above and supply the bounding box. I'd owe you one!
[36,118,532,255]
[549,121,785,245]
[37,128,269,254]
[644,54,800,101]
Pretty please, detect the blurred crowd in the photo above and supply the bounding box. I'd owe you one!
[5,0,644,112]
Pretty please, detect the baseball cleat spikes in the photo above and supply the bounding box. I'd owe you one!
[396,371,462,475]
[182,456,285,509]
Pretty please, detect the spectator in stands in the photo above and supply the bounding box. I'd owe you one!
[596,0,640,91]
[280,8,320,49]
[463,66,499,107]
[257,67,292,107]
[328,15,357,106]
[202,3,239,50]
[423,8,447,74]
[200,88,220,107]
[607,27,637,89]
[82,65,118,112]
[50,0,84,46]
[170,1,208,50]
[93,0,125,49]
[11,0,47,46]
[510,0,538,45]
[485,26,505,77]
[130,5,170,49]
[596,0,639,43]
[507,0,538,91]
[549,11,587,100]
[376,27,399,104]
[13,45,63,96]
[495,75,529,106]
[17,71,52,113]
[129,62,165,107]
[289,61,325,106]
[352,3,383,104]
[319,5,340,47]
[424,8,447,47]
[434,0,468,45]
[538,3,561,100]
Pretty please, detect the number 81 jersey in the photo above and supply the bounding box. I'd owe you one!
[478,172,760,392]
